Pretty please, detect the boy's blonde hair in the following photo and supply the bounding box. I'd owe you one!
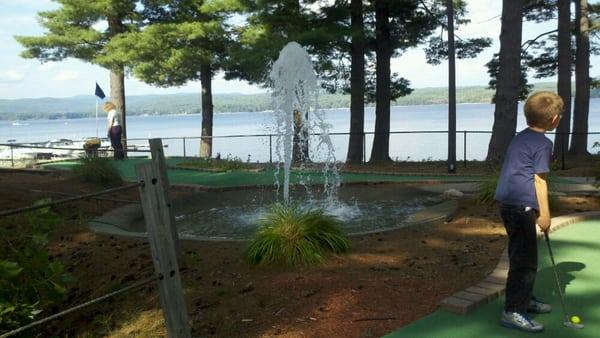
[103,101,116,112]
[524,91,564,128]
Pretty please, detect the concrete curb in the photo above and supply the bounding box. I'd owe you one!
[439,211,600,314]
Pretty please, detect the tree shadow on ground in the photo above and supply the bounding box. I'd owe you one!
[535,261,586,304]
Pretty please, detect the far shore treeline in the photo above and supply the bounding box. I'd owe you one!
[2,82,596,121]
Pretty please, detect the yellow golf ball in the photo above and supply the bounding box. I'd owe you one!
[571,315,581,324]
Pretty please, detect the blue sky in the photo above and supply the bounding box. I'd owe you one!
[0,0,598,100]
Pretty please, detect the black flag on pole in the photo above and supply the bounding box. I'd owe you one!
[95,82,106,99]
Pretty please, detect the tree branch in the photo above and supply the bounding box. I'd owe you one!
[417,0,466,42]
[521,28,558,52]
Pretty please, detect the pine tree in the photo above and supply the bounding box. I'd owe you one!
[227,1,488,163]
[15,0,139,156]
[571,0,592,156]
[225,0,332,162]
[555,0,572,161]
[518,1,599,158]
[368,0,490,163]
[347,0,366,164]
[106,0,243,158]
[486,0,525,163]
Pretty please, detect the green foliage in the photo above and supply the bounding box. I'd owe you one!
[15,0,139,69]
[477,172,500,205]
[486,52,534,102]
[0,201,74,331]
[105,0,244,89]
[477,172,558,207]
[246,204,350,266]
[178,156,255,172]
[72,156,123,186]
[425,37,493,65]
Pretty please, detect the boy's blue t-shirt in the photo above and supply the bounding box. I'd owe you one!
[494,128,553,210]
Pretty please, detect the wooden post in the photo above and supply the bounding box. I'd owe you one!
[149,138,182,264]
[136,163,191,338]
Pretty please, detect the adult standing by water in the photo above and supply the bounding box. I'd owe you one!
[104,101,124,160]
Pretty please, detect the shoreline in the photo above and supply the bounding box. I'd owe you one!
[0,101,514,123]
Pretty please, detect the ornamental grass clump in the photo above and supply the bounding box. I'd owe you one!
[246,204,350,266]
[477,171,558,208]
[477,172,500,205]
[72,156,123,186]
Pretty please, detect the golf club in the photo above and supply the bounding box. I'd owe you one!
[544,231,584,329]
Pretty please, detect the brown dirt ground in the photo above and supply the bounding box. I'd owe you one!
[0,169,598,337]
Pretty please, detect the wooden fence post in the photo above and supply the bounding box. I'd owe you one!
[149,138,182,264]
[136,163,191,338]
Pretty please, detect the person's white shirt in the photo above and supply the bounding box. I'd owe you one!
[107,109,120,127]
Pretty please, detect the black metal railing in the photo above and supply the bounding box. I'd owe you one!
[2,130,599,170]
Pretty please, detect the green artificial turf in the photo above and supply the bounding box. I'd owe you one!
[43,158,484,187]
[385,220,600,338]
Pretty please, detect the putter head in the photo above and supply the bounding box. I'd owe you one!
[563,317,584,329]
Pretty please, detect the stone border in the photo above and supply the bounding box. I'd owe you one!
[89,184,458,242]
[171,180,476,193]
[440,211,600,314]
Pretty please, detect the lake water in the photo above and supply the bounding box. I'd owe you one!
[2,99,599,162]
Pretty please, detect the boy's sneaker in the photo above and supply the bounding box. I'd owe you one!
[528,297,552,314]
[501,311,544,333]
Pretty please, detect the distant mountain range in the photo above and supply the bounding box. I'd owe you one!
[1,82,597,121]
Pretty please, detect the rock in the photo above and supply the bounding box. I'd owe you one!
[240,282,255,294]
[443,189,464,199]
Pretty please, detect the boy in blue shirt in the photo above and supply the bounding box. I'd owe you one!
[494,91,563,333]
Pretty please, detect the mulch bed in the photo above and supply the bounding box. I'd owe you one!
[0,169,597,337]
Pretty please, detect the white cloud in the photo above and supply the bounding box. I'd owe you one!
[55,70,79,81]
[0,70,25,83]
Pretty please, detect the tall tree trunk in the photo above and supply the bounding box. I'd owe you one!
[107,16,127,158]
[554,0,572,162]
[486,0,524,163]
[569,0,591,157]
[200,63,213,158]
[447,0,456,173]
[110,68,127,158]
[369,0,391,163]
[292,110,309,163]
[346,0,365,164]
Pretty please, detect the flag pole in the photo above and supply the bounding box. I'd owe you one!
[95,98,99,139]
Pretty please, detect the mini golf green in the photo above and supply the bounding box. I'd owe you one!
[42,158,486,187]
[385,220,600,338]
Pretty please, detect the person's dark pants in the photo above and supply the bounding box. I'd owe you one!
[500,204,538,314]
[109,126,124,160]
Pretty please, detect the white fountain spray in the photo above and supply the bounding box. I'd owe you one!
[270,42,340,203]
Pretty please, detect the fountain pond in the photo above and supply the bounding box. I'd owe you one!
[143,183,446,240]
